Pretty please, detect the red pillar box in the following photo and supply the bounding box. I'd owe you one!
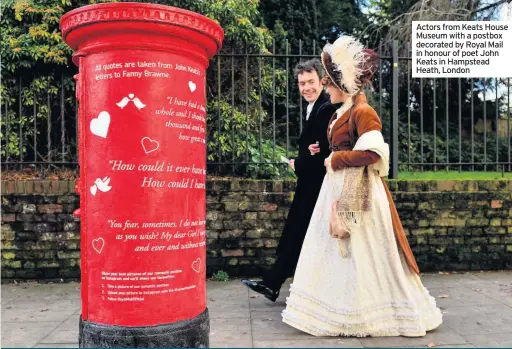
[60,3,223,347]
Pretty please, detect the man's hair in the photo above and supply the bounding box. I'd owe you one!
[294,59,325,80]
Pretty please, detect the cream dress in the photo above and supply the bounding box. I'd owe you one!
[282,164,443,337]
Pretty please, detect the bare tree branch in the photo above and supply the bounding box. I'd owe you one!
[472,0,511,14]
[359,0,509,53]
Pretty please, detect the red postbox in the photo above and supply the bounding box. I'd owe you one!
[60,3,223,347]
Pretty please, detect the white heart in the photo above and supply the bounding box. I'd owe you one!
[191,258,201,273]
[188,81,197,92]
[90,111,110,138]
[90,185,97,196]
[92,238,105,254]
[141,137,160,154]
[128,93,135,99]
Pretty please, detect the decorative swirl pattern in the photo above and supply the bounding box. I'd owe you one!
[60,3,223,48]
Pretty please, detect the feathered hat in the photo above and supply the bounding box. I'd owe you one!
[321,35,379,95]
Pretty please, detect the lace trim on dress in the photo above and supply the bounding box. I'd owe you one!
[282,308,428,334]
[284,298,423,323]
[282,311,432,338]
[289,284,437,314]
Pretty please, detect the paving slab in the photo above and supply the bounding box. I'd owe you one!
[395,344,476,349]
[429,286,503,307]
[1,322,61,348]
[465,270,512,283]
[210,318,252,348]
[1,284,31,305]
[1,272,511,348]
[253,338,364,348]
[249,295,287,312]
[442,304,512,336]
[419,345,476,348]
[39,313,80,344]
[250,310,311,341]
[358,325,470,348]
[207,280,250,319]
[420,273,471,288]
[466,285,512,307]
[2,298,79,323]
[463,332,512,348]
[33,345,79,348]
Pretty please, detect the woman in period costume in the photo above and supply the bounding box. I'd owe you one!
[281,35,443,337]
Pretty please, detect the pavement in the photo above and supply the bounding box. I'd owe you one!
[1,271,512,348]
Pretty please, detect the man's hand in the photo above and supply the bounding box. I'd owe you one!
[289,159,295,170]
[308,142,320,155]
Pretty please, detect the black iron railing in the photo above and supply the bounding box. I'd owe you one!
[2,40,510,178]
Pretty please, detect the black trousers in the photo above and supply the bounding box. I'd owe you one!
[261,173,324,291]
[261,244,302,291]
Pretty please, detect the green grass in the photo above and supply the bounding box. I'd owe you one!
[211,270,229,281]
[395,171,512,180]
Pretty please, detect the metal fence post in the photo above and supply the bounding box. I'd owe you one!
[5,40,511,176]
[390,40,399,179]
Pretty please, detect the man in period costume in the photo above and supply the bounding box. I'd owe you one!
[242,59,339,302]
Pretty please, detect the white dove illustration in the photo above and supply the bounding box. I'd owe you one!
[94,176,112,193]
[116,97,130,109]
[132,97,146,110]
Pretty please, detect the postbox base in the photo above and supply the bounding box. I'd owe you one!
[78,308,209,348]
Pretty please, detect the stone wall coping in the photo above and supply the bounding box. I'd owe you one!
[2,178,511,195]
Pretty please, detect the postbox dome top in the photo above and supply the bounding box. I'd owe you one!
[60,2,224,59]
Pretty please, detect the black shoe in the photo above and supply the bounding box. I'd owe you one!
[241,279,279,302]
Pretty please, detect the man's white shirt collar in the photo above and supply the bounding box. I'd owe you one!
[306,99,317,121]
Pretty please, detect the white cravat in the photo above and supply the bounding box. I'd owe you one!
[306,102,314,121]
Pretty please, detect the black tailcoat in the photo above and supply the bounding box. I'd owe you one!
[263,90,338,289]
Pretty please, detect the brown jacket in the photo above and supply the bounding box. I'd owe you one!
[327,94,420,275]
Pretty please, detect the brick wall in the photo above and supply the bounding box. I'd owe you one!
[1,180,80,279]
[1,179,511,280]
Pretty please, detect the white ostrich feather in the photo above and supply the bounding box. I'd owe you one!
[324,36,365,95]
